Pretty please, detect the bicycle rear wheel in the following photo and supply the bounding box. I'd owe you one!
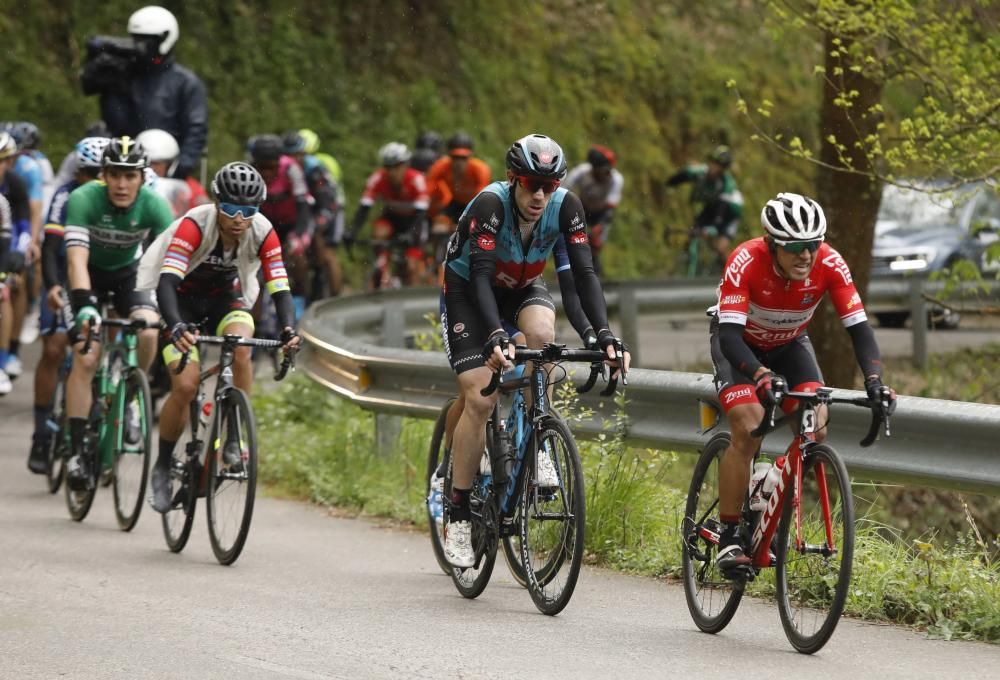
[206,388,258,565]
[112,369,152,531]
[519,417,586,616]
[681,432,745,633]
[163,398,200,552]
[65,428,98,522]
[426,398,454,574]
[449,462,498,599]
[45,373,68,494]
[775,443,854,654]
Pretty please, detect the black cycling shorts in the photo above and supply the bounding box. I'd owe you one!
[69,263,156,343]
[709,315,824,412]
[442,268,555,375]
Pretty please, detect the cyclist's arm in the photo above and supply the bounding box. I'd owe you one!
[552,235,592,342]
[823,246,883,379]
[155,217,203,329]
[559,191,610,333]
[63,193,93,293]
[348,203,371,239]
[718,322,764,379]
[465,192,507,334]
[0,194,11,273]
[257,228,296,330]
[347,170,382,239]
[288,163,313,237]
[666,167,695,187]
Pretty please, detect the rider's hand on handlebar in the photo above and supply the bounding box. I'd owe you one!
[597,329,630,380]
[169,322,199,355]
[483,330,514,372]
[75,306,102,334]
[754,370,786,409]
[864,376,897,417]
[280,326,301,352]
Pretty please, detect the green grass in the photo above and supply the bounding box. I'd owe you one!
[254,372,1000,642]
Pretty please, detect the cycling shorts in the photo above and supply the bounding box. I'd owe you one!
[161,290,254,365]
[695,219,738,241]
[441,268,555,375]
[709,315,824,414]
[40,288,71,336]
[68,263,157,343]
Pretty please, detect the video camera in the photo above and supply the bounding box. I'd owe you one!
[80,35,142,95]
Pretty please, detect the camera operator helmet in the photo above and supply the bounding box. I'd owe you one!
[102,136,148,170]
[127,6,179,56]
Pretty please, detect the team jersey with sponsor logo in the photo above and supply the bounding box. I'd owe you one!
[360,167,429,216]
[63,181,174,271]
[714,237,866,351]
[446,182,584,289]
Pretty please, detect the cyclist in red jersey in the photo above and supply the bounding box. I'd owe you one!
[344,142,429,287]
[709,192,896,574]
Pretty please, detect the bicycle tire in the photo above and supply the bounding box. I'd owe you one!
[681,432,745,633]
[501,503,530,589]
[449,457,498,599]
[206,388,258,565]
[64,435,97,523]
[775,443,854,654]
[45,371,68,494]
[519,417,586,616]
[426,398,454,574]
[161,403,199,553]
[112,369,152,532]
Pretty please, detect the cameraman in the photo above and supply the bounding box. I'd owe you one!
[81,6,207,180]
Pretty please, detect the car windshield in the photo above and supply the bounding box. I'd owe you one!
[877,186,966,232]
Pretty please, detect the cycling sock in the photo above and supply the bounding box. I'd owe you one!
[449,487,471,523]
[719,515,742,547]
[157,438,177,468]
[68,417,88,457]
[33,405,50,436]
[9,340,19,357]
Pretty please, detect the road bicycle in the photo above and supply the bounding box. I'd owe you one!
[681,383,894,653]
[64,317,153,531]
[427,343,619,615]
[40,351,72,494]
[161,334,294,565]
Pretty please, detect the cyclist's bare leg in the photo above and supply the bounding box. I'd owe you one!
[318,244,342,296]
[718,402,765,518]
[10,274,27,344]
[131,308,160,372]
[451,365,499,489]
[516,305,556,402]
[159,356,200,442]
[786,400,829,444]
[35,331,68,411]
[66,338,101,419]
[713,235,732,267]
[221,320,254,394]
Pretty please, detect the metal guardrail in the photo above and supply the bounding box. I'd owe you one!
[299,284,1000,495]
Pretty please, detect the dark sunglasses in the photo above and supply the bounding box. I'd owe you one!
[778,240,822,254]
[218,202,260,219]
[516,176,560,194]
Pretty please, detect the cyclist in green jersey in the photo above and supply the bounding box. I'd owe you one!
[62,136,174,490]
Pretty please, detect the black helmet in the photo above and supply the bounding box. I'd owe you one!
[102,136,147,169]
[10,122,41,150]
[708,144,733,168]
[505,134,567,180]
[282,130,307,154]
[415,130,443,152]
[447,132,474,154]
[212,162,267,205]
[587,145,616,168]
[85,120,110,138]
[247,134,283,163]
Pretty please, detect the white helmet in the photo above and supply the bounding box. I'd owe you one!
[378,142,411,167]
[761,192,827,242]
[75,136,112,169]
[136,129,179,161]
[127,6,179,55]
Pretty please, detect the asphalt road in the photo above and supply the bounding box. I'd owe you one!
[1,346,997,679]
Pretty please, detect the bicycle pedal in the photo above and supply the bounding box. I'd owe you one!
[721,564,755,583]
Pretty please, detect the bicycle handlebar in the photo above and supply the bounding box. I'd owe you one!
[79,316,149,355]
[749,386,892,447]
[174,334,298,382]
[480,344,612,397]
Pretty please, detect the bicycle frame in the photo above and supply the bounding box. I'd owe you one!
[493,364,549,519]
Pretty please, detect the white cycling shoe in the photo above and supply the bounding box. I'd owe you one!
[535,446,560,489]
[444,520,475,568]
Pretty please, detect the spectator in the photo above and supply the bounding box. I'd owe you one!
[564,145,624,275]
[81,6,207,179]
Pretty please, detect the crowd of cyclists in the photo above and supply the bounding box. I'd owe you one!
[0,106,898,592]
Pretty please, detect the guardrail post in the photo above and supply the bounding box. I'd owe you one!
[618,284,640,366]
[909,276,928,369]
[378,301,406,456]
[375,412,402,459]
[382,301,406,348]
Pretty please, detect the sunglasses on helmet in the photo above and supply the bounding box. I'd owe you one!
[218,202,260,219]
[516,176,560,194]
[777,239,822,254]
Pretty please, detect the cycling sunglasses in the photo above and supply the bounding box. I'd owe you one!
[778,239,822,254]
[218,202,260,219]
[516,176,560,195]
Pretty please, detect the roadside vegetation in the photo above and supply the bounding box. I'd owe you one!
[255,342,1000,642]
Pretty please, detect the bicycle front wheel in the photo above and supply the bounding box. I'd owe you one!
[113,369,152,531]
[449,458,498,599]
[206,388,258,565]
[161,419,198,554]
[775,443,854,654]
[45,373,68,494]
[519,417,585,616]
[426,398,455,574]
[681,432,745,633]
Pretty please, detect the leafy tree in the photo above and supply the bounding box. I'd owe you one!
[731,0,1000,386]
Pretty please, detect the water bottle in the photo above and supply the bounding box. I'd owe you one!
[748,462,771,511]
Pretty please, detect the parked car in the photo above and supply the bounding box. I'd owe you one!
[870,181,1000,328]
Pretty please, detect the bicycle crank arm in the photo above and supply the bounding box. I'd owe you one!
[530,511,575,521]
[799,543,837,557]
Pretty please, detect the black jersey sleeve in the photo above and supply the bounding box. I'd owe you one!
[846,320,883,379]
[558,192,610,333]
[719,321,764,379]
[156,272,185,329]
[465,191,507,334]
